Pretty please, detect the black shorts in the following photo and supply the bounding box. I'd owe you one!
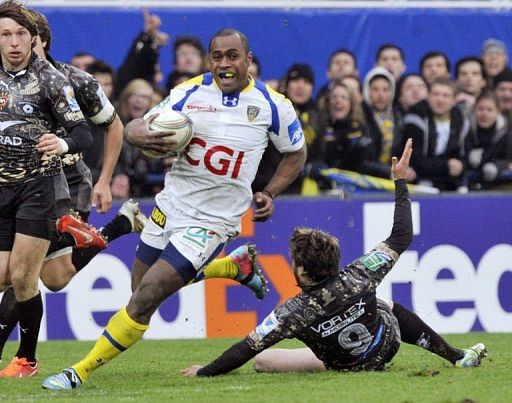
[64,159,93,215]
[0,173,70,249]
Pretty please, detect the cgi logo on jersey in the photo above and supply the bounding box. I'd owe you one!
[287,118,303,145]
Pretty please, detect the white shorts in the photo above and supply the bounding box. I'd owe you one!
[140,204,233,272]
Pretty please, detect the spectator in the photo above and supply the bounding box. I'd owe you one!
[466,91,512,189]
[87,60,116,99]
[481,38,511,88]
[455,56,487,115]
[315,80,370,174]
[361,67,408,180]
[396,73,428,114]
[403,78,470,191]
[341,74,363,104]
[420,51,451,84]
[115,8,169,99]
[376,43,407,80]
[70,51,95,71]
[492,68,512,120]
[284,63,321,193]
[115,79,156,197]
[165,35,206,91]
[316,49,358,108]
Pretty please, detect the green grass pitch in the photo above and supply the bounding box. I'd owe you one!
[0,333,510,402]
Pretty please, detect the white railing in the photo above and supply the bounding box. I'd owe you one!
[25,1,512,10]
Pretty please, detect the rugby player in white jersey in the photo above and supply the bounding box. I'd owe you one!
[43,28,307,390]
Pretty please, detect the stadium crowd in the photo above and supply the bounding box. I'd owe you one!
[72,9,512,197]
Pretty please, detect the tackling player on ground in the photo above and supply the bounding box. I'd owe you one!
[180,138,486,377]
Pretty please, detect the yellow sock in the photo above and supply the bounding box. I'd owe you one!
[203,256,239,280]
[72,307,148,382]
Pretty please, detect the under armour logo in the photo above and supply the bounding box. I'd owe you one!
[0,323,6,330]
[222,95,239,107]
[20,327,29,334]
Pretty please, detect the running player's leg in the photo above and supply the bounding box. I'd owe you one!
[253,348,326,373]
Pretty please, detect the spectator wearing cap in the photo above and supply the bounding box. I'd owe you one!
[361,66,410,180]
[482,38,511,87]
[420,51,451,85]
[493,68,512,121]
[281,63,320,193]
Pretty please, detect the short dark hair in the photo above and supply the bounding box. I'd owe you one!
[420,51,451,73]
[289,227,340,283]
[328,48,357,69]
[0,1,38,45]
[86,59,114,77]
[376,43,405,63]
[475,89,500,109]
[173,35,205,58]
[455,56,486,80]
[208,28,250,54]
[27,9,51,52]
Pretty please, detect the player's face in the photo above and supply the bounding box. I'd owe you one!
[328,85,351,120]
[377,48,405,79]
[474,97,499,129]
[457,61,486,95]
[0,18,34,71]
[369,77,392,112]
[422,56,450,84]
[209,34,252,93]
[399,75,428,111]
[428,83,455,117]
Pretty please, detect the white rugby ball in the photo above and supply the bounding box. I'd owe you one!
[142,110,194,158]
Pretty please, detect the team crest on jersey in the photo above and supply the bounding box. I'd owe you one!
[247,105,260,122]
[0,89,9,111]
[63,85,81,112]
[222,94,239,107]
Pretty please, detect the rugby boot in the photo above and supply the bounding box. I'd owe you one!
[232,244,269,300]
[57,211,107,249]
[42,367,82,390]
[455,343,487,367]
[117,199,148,233]
[0,356,39,378]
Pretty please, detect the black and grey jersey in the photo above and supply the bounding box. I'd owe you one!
[247,242,399,370]
[0,52,87,185]
[53,59,116,166]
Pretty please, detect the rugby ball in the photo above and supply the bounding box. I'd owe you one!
[142,110,194,158]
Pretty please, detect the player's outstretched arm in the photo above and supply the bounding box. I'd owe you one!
[384,138,413,255]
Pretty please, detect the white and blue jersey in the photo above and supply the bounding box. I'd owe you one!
[145,73,304,235]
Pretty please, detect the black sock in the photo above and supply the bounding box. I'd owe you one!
[16,292,43,363]
[72,246,102,272]
[100,215,131,243]
[392,303,464,364]
[0,287,20,360]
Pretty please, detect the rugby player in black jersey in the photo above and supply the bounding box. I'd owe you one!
[0,0,93,378]
[182,138,486,377]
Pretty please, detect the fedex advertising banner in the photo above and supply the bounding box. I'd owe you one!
[8,195,512,341]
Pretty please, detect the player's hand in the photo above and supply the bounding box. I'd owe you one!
[252,191,275,222]
[92,180,113,213]
[181,365,203,377]
[37,133,65,155]
[125,116,177,153]
[391,138,413,180]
